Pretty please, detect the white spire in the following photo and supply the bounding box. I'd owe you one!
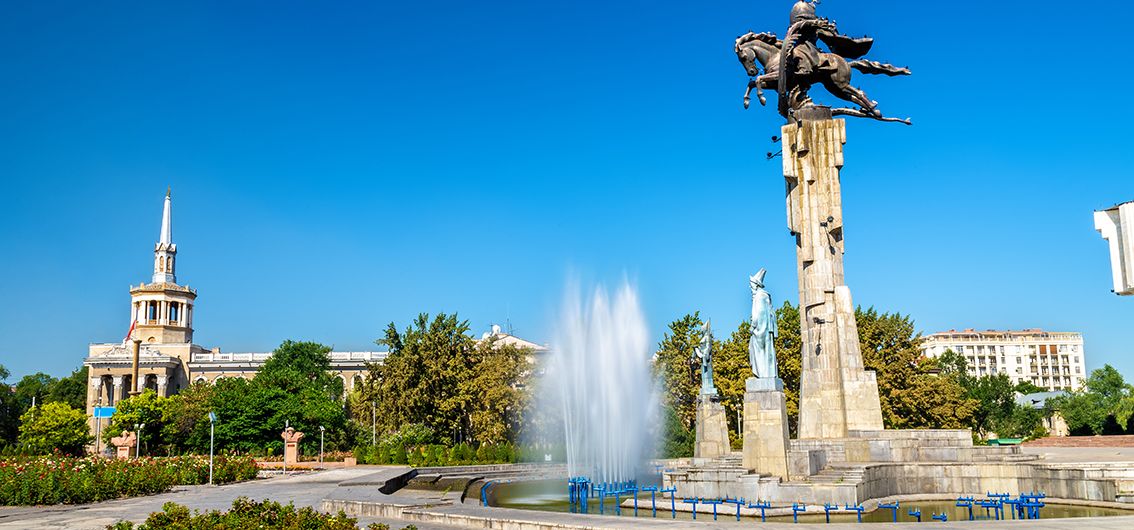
[152,187,177,284]
[159,187,172,245]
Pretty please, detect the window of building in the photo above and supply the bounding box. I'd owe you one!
[1075,367,1080,374]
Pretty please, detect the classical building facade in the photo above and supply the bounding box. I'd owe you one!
[920,329,1087,391]
[1095,201,1134,296]
[84,191,548,433]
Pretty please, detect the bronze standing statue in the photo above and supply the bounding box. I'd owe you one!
[735,1,911,124]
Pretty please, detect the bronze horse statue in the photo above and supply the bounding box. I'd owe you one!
[734,30,911,124]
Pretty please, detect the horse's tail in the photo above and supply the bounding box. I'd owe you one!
[849,60,911,77]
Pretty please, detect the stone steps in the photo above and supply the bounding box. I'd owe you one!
[804,464,867,485]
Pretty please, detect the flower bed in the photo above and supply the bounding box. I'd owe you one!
[108,498,385,530]
[0,455,258,506]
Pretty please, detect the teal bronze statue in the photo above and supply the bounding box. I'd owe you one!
[749,268,779,379]
[694,320,718,396]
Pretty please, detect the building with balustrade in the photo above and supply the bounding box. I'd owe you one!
[920,329,1087,391]
[84,190,545,431]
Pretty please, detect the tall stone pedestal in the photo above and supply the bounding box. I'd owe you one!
[781,113,884,439]
[742,377,789,479]
[281,427,304,465]
[694,395,730,459]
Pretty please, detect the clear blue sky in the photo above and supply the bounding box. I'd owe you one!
[1,1,1130,382]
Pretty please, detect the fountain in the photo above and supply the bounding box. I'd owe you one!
[549,280,656,484]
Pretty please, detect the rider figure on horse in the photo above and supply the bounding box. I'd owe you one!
[785,1,873,79]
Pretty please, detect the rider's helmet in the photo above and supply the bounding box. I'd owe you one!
[790,1,818,24]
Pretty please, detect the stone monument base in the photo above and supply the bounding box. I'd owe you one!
[694,394,730,459]
[742,377,789,479]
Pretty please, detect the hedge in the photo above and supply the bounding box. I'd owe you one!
[0,455,258,505]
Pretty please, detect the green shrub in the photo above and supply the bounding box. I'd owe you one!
[109,497,357,529]
[392,445,408,465]
[0,455,257,506]
[407,446,425,467]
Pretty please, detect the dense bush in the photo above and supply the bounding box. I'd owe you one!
[352,442,521,466]
[0,455,258,505]
[107,498,419,530]
[17,402,91,455]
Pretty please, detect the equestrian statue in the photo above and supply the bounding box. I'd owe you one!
[735,1,911,124]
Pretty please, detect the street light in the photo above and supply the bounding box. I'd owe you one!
[134,423,146,457]
[208,412,217,485]
[95,396,103,456]
[319,426,325,466]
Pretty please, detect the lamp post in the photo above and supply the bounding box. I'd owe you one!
[208,412,216,485]
[134,423,146,457]
[319,426,325,466]
[283,420,288,475]
[95,396,103,456]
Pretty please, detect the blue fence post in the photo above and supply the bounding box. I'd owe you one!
[682,498,699,520]
[792,502,807,523]
[642,486,658,518]
[724,498,745,521]
[955,496,974,521]
[907,507,921,522]
[931,512,947,522]
[661,487,676,518]
[748,500,771,522]
[878,501,899,522]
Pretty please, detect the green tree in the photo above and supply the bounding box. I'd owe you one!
[162,381,216,453]
[772,302,802,435]
[354,313,533,448]
[258,341,348,452]
[104,390,171,455]
[359,313,477,444]
[464,338,533,445]
[853,308,976,430]
[14,372,57,415]
[0,364,16,446]
[48,366,90,411]
[1052,365,1134,435]
[18,401,90,455]
[659,404,693,458]
[651,313,703,434]
[712,321,750,448]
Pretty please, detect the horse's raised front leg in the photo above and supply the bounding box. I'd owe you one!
[743,74,777,109]
[744,79,757,109]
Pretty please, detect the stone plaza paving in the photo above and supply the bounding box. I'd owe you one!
[2,461,1133,529]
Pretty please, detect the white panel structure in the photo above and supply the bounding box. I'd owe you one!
[1095,201,1134,296]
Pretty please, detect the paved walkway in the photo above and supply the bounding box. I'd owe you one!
[0,468,448,530]
[2,466,1132,529]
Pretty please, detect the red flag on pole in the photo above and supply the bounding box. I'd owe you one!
[122,318,137,346]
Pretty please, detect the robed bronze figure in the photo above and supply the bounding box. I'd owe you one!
[735,1,911,124]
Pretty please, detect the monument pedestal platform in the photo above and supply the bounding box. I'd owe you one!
[742,377,790,480]
[695,394,730,459]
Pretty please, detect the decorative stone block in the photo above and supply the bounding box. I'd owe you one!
[742,378,790,480]
[281,426,305,465]
[111,431,137,460]
[694,395,730,459]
